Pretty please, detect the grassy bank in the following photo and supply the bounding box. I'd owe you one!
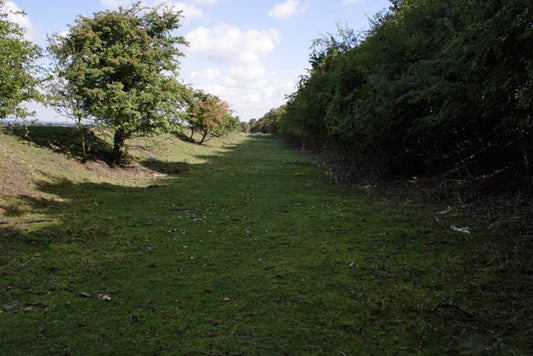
[1,127,531,354]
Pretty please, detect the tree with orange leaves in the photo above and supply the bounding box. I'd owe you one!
[187,90,235,144]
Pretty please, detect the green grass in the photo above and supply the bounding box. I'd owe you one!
[1,127,532,355]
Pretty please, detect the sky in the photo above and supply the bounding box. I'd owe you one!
[6,0,391,122]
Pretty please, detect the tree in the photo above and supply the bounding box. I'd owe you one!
[187,91,233,145]
[45,55,93,159]
[0,0,42,124]
[227,115,241,134]
[279,0,533,180]
[48,2,189,163]
[388,0,402,12]
[240,121,250,134]
[252,106,286,135]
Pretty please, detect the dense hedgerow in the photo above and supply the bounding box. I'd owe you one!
[266,0,532,179]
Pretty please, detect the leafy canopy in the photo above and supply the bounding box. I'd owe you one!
[0,0,42,119]
[48,2,189,162]
[278,0,533,178]
[187,90,235,144]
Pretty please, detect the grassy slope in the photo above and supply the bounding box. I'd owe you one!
[0,127,532,355]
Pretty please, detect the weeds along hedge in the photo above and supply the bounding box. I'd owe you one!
[277,0,533,179]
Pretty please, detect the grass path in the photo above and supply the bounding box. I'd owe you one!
[1,134,531,354]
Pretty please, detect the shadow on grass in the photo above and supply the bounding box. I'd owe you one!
[136,135,252,175]
[5,125,113,163]
[171,130,195,143]
[1,179,153,245]
[139,159,191,175]
[1,135,533,355]
[0,135,268,246]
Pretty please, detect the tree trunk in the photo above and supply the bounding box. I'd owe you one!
[81,129,87,161]
[23,120,30,139]
[77,116,87,161]
[111,128,127,164]
[199,130,209,145]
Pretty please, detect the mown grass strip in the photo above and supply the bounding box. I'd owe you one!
[1,134,531,355]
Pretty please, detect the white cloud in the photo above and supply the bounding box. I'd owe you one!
[99,0,206,20]
[263,86,276,100]
[234,79,294,120]
[187,62,295,120]
[100,0,206,21]
[165,2,205,20]
[341,0,365,6]
[5,1,38,41]
[188,62,274,101]
[190,68,221,81]
[183,21,286,118]
[185,24,281,64]
[268,0,302,19]
[223,62,270,89]
[247,94,261,104]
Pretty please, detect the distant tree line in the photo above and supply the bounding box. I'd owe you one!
[260,0,532,181]
[0,1,242,163]
[249,106,286,135]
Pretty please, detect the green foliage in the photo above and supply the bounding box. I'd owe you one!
[47,2,189,163]
[239,120,250,134]
[251,105,286,134]
[186,90,235,144]
[0,0,42,120]
[278,0,533,179]
[227,115,241,134]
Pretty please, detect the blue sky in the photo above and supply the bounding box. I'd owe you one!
[7,0,391,122]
